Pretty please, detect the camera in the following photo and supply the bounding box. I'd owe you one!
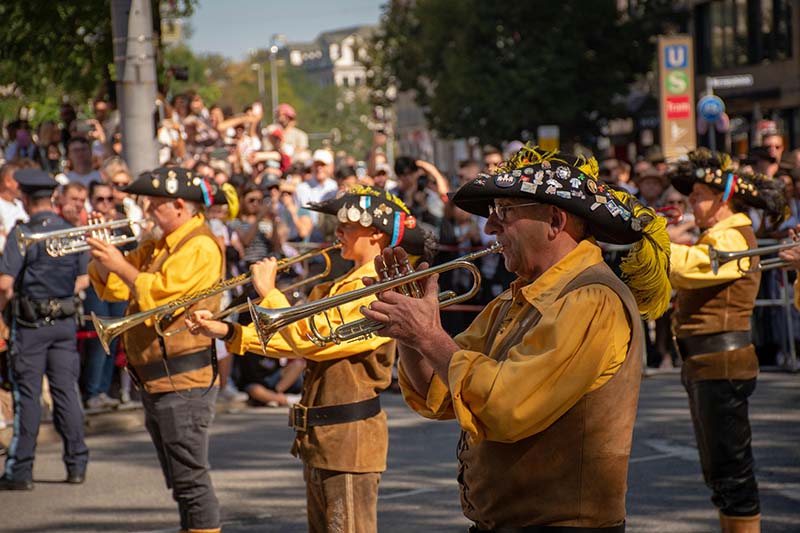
[75,121,96,134]
[169,65,190,81]
[417,175,429,191]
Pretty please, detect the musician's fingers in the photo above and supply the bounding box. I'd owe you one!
[422,272,440,299]
[360,303,391,325]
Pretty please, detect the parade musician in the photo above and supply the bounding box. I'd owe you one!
[186,185,434,533]
[361,145,673,532]
[667,149,787,533]
[87,167,235,533]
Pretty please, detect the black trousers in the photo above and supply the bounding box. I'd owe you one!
[682,377,760,516]
[4,319,88,481]
[142,386,220,530]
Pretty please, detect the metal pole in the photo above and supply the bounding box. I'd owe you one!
[110,0,159,177]
[257,65,266,108]
[270,49,279,112]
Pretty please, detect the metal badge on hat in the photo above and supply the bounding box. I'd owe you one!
[166,170,179,195]
[494,173,516,188]
[151,173,161,189]
[337,206,349,223]
[347,205,361,222]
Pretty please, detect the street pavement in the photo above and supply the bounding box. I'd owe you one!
[3,369,799,533]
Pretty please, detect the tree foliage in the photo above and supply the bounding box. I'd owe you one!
[370,0,686,145]
[0,1,197,103]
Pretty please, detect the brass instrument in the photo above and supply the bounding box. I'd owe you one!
[16,217,147,257]
[708,241,800,274]
[248,242,504,353]
[91,242,342,353]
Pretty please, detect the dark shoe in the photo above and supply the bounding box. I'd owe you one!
[0,475,34,490]
[66,471,85,484]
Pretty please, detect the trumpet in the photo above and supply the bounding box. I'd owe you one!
[708,241,800,274]
[91,242,342,353]
[16,217,147,257]
[248,241,504,353]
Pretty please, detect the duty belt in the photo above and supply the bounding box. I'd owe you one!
[289,396,381,432]
[676,331,752,359]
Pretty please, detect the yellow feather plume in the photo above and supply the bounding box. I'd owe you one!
[609,188,672,320]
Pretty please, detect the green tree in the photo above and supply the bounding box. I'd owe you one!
[369,0,686,145]
[0,1,196,118]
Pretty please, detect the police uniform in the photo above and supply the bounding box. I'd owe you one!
[0,169,89,490]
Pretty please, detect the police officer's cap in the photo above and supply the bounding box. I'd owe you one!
[14,168,58,199]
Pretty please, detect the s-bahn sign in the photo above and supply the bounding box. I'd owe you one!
[658,35,696,159]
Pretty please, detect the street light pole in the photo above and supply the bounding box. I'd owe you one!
[251,63,266,110]
[269,44,279,112]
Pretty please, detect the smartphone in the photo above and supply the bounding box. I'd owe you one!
[252,102,263,116]
[76,121,95,134]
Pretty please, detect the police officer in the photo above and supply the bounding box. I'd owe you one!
[0,168,89,490]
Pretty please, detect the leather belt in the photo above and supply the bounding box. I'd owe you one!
[469,523,625,533]
[676,331,752,358]
[133,349,212,382]
[289,396,381,432]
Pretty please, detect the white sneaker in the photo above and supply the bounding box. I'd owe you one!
[86,393,120,410]
[284,393,302,407]
[218,384,248,403]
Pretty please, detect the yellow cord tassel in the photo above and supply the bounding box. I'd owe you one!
[610,189,672,320]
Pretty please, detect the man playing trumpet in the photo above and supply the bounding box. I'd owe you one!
[361,146,672,531]
[667,149,787,532]
[186,185,433,533]
[87,167,235,533]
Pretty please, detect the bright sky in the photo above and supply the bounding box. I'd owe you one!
[187,0,386,60]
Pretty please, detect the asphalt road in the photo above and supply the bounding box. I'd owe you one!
[3,370,799,533]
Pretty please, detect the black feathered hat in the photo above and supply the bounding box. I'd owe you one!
[124,167,239,217]
[668,148,787,216]
[451,144,672,320]
[305,185,427,256]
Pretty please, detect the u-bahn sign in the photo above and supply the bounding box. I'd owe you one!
[658,35,696,159]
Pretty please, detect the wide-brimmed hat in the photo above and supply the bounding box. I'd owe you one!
[452,144,672,320]
[668,148,786,215]
[305,185,427,256]
[124,167,239,218]
[452,147,649,245]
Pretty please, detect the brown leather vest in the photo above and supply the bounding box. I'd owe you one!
[457,262,642,529]
[290,281,397,473]
[123,224,224,393]
[673,225,760,337]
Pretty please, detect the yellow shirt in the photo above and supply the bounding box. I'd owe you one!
[226,260,392,361]
[670,212,751,290]
[88,214,223,325]
[399,240,631,443]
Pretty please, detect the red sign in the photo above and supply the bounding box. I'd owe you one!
[666,96,691,119]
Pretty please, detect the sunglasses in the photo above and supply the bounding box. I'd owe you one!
[488,202,541,221]
[245,196,264,203]
[111,181,129,187]
[93,196,114,203]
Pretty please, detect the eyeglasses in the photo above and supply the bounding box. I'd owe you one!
[93,196,114,203]
[488,202,541,221]
[111,181,129,187]
[245,196,264,203]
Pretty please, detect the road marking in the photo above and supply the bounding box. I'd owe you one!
[379,487,438,500]
[759,481,800,503]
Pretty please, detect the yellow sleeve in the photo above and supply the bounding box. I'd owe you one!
[227,282,391,361]
[795,278,800,311]
[447,286,630,443]
[398,293,508,420]
[670,228,750,289]
[88,241,156,302]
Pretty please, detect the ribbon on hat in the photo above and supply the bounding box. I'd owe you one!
[721,172,737,204]
[390,212,406,248]
[200,178,215,207]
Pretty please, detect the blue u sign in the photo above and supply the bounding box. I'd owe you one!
[665,45,688,69]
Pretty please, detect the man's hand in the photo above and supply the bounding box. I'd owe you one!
[251,257,279,297]
[185,310,229,339]
[360,247,439,347]
[87,235,140,289]
[779,226,800,270]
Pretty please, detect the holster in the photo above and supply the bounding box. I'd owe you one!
[13,296,78,327]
